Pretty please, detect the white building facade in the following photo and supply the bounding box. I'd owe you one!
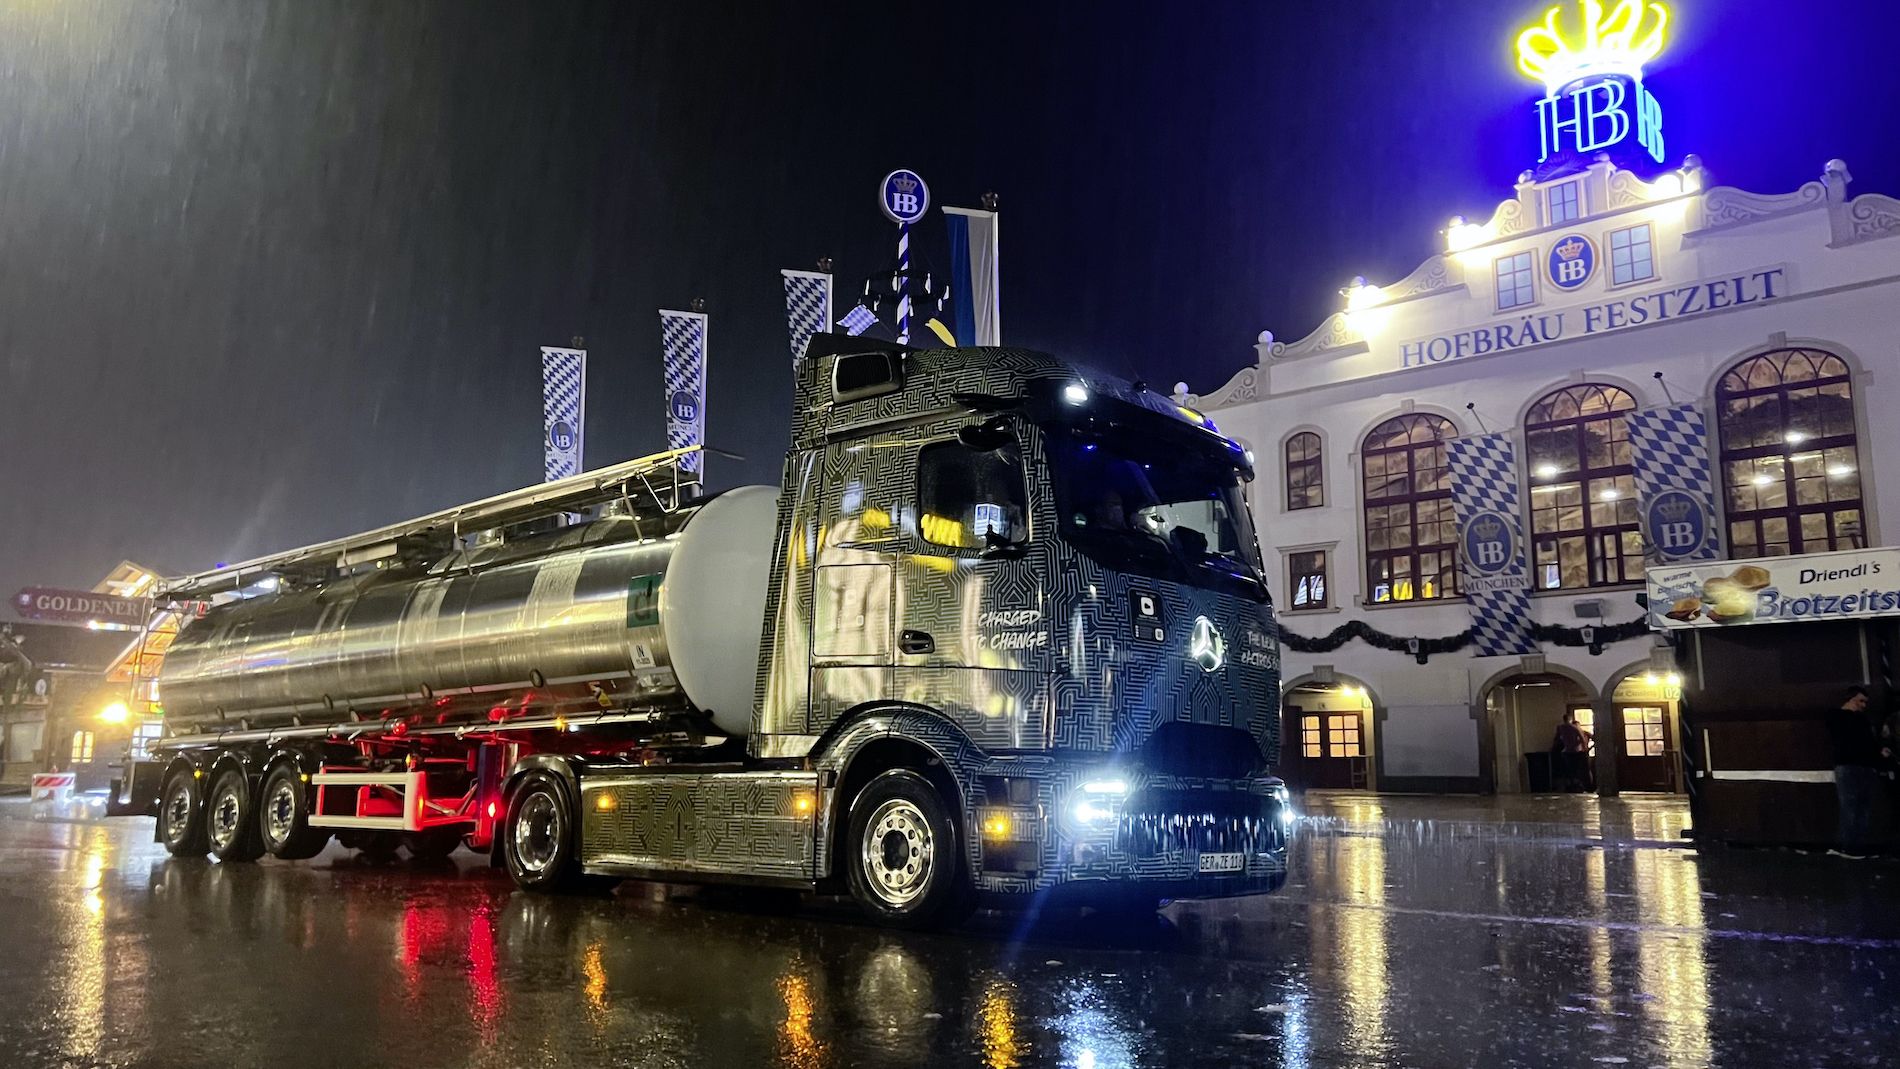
[1196,155,1900,795]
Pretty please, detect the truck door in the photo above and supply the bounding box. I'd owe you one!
[891,419,1053,749]
[808,439,899,733]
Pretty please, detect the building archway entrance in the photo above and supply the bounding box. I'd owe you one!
[1610,671,1683,793]
[1485,673,1594,793]
[1282,680,1376,790]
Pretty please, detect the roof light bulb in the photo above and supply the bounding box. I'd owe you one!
[1063,383,1089,405]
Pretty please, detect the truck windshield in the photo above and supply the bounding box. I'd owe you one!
[1047,423,1266,601]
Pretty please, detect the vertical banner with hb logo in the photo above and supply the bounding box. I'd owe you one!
[659,309,707,483]
[781,270,831,362]
[1446,433,1537,656]
[541,346,586,482]
[1627,403,1721,565]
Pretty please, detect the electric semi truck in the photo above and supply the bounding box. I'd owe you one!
[109,338,1289,928]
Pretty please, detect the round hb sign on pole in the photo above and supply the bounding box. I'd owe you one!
[547,420,576,452]
[669,390,700,425]
[879,169,930,225]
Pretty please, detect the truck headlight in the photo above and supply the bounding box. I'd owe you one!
[1267,783,1296,825]
[1069,778,1129,827]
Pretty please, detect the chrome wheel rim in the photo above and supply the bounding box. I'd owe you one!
[264,780,298,846]
[861,798,933,908]
[512,790,562,874]
[163,782,193,843]
[208,784,241,850]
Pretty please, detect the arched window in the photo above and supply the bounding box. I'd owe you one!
[1525,384,1641,589]
[1362,414,1460,603]
[1285,431,1323,510]
[1717,349,1863,556]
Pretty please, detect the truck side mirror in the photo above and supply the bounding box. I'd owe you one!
[957,417,1014,452]
[979,526,1027,560]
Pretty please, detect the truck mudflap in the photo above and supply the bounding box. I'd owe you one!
[106,759,166,818]
[970,769,1294,897]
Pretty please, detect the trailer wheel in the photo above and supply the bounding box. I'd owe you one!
[502,771,614,894]
[206,769,266,863]
[258,763,330,860]
[845,769,972,929]
[158,768,208,857]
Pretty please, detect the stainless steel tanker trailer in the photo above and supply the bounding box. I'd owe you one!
[110,336,1292,927]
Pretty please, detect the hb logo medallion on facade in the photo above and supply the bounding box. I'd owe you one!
[1547,233,1596,290]
[1646,489,1708,559]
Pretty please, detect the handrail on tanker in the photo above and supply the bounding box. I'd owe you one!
[157,445,705,600]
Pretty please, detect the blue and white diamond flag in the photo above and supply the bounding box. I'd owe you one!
[1627,403,1721,565]
[782,269,832,362]
[541,346,585,482]
[837,303,877,337]
[1446,432,1537,656]
[659,309,707,481]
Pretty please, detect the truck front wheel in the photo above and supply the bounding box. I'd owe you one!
[502,771,614,894]
[158,768,208,857]
[846,769,973,929]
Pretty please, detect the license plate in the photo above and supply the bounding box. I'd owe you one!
[1197,852,1244,874]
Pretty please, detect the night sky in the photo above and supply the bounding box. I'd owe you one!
[2,0,1895,596]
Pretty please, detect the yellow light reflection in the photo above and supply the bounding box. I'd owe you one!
[777,972,827,1069]
[1633,851,1712,1069]
[1583,849,1613,1003]
[582,940,608,1019]
[56,832,110,1063]
[978,977,1025,1068]
[1310,832,1389,1062]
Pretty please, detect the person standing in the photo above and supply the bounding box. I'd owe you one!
[1826,686,1891,856]
[1554,711,1592,793]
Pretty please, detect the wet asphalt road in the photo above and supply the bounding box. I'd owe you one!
[3,798,1898,1069]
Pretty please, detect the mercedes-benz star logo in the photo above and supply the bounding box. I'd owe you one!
[1189,615,1225,673]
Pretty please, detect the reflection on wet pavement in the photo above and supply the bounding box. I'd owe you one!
[2,798,1897,1068]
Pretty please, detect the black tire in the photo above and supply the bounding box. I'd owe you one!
[342,831,403,858]
[206,769,266,863]
[258,763,330,860]
[158,767,208,857]
[845,769,973,929]
[502,771,615,893]
[404,828,465,859]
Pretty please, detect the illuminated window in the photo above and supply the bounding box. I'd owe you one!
[1547,180,1582,225]
[1301,715,1322,758]
[1495,251,1536,310]
[1285,431,1323,510]
[917,438,1028,550]
[1526,384,1641,589]
[1717,349,1862,557]
[1362,413,1460,603]
[71,730,94,764]
[1609,224,1655,285]
[1622,706,1667,756]
[1326,714,1363,758]
[1288,550,1328,609]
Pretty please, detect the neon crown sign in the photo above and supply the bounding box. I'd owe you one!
[1515,0,1670,171]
